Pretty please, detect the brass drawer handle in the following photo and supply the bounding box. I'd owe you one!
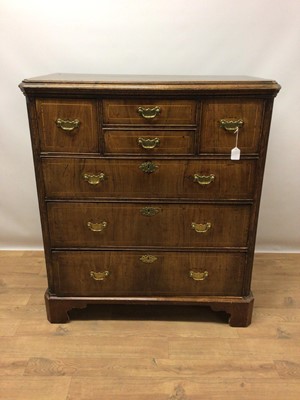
[137,106,161,119]
[191,222,212,233]
[190,270,209,281]
[138,137,160,149]
[140,255,158,263]
[220,118,244,132]
[90,270,109,281]
[56,118,80,132]
[83,173,106,185]
[194,174,215,185]
[139,161,158,174]
[140,207,160,217]
[87,221,107,232]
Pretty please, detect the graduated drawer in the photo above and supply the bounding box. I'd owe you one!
[47,203,251,248]
[102,99,197,125]
[52,251,246,296]
[42,158,256,200]
[36,99,99,152]
[200,98,265,153]
[103,129,195,155]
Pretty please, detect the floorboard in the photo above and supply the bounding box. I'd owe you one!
[0,251,300,399]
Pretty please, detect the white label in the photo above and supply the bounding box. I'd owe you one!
[231,147,241,160]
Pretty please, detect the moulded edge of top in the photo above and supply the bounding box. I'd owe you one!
[19,74,281,96]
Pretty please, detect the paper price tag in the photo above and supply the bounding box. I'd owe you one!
[230,127,241,160]
[231,147,241,160]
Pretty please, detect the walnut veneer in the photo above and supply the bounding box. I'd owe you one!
[20,74,280,326]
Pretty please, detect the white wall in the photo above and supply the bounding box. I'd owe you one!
[0,0,299,251]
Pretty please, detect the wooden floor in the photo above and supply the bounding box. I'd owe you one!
[0,252,300,400]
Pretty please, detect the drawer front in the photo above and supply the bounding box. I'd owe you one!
[52,251,246,296]
[200,99,264,153]
[103,99,197,125]
[36,99,99,152]
[43,158,256,200]
[103,129,195,155]
[47,203,251,248]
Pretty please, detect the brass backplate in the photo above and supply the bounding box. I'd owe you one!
[140,255,158,263]
[139,161,158,174]
[140,207,160,217]
[219,118,244,132]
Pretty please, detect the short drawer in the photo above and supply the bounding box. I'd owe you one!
[47,202,251,248]
[103,129,195,155]
[36,99,99,152]
[52,251,246,296]
[200,99,265,153]
[42,158,256,200]
[102,99,197,125]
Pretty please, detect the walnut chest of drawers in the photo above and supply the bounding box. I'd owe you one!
[20,74,280,326]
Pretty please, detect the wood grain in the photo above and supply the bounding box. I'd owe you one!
[42,158,256,200]
[51,250,246,297]
[102,99,197,125]
[36,99,99,153]
[200,98,265,153]
[47,202,251,248]
[103,129,195,155]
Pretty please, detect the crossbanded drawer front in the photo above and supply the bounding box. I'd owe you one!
[52,251,246,296]
[47,203,251,248]
[102,99,197,125]
[42,158,256,200]
[200,98,264,153]
[103,129,195,155]
[36,99,99,153]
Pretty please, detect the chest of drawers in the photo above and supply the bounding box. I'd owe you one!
[20,74,280,326]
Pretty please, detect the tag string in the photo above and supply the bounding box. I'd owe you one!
[234,127,239,148]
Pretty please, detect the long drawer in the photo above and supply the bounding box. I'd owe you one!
[52,251,246,296]
[47,202,251,248]
[42,158,256,200]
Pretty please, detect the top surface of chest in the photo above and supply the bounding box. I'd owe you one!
[20,74,280,95]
